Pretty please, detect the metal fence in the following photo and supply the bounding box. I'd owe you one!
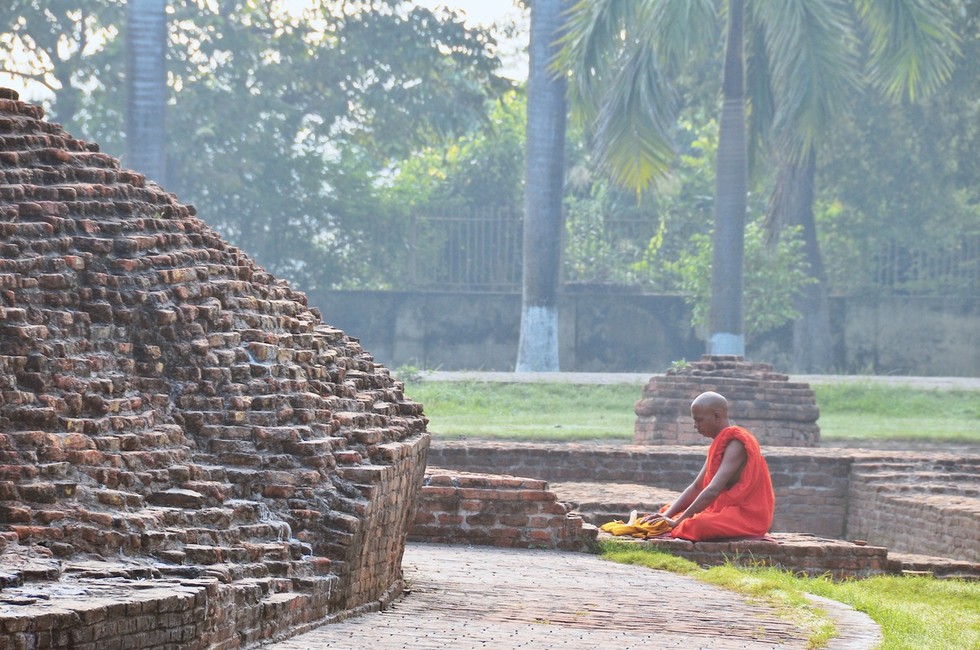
[871,236,980,295]
[407,207,523,291]
[404,208,979,296]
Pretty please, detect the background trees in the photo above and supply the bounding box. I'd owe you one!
[1,0,510,290]
[556,0,962,370]
[1,0,976,373]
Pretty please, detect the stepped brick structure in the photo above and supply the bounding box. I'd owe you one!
[634,355,821,446]
[0,88,429,647]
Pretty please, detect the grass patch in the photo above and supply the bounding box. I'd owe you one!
[403,381,637,441]
[599,541,980,649]
[404,379,980,445]
[812,384,978,443]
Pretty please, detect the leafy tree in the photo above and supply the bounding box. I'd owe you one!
[384,90,526,215]
[0,0,125,130]
[556,0,959,367]
[376,90,527,291]
[668,221,813,344]
[0,0,510,291]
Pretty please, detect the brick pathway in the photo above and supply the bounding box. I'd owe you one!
[268,542,882,650]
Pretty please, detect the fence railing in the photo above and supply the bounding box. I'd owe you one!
[870,236,980,295]
[402,208,979,296]
[407,207,523,291]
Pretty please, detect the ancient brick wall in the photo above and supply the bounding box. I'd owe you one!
[425,441,850,537]
[846,457,980,563]
[426,441,979,563]
[408,469,595,551]
[0,88,430,645]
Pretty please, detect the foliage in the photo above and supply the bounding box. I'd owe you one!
[815,3,980,295]
[382,90,526,214]
[0,0,511,292]
[666,222,815,343]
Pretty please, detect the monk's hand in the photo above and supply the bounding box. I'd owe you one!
[639,512,677,528]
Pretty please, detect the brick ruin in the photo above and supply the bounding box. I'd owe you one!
[634,355,821,446]
[0,88,430,647]
[425,441,980,574]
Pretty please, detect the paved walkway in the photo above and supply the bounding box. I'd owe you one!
[269,543,882,650]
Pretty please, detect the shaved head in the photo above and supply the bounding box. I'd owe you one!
[690,391,730,439]
[692,391,728,414]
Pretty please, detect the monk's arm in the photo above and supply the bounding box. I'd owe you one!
[669,440,747,527]
[661,461,708,518]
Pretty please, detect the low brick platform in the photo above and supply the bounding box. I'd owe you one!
[0,553,347,650]
[634,356,821,446]
[408,469,596,551]
[601,531,891,579]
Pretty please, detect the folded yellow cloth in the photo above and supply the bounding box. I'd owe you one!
[600,511,672,539]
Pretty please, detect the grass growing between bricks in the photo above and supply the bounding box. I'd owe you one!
[403,380,979,444]
[599,541,980,650]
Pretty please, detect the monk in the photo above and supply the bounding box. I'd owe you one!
[640,391,775,541]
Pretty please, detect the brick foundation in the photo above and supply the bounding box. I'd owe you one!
[408,469,596,552]
[426,441,980,565]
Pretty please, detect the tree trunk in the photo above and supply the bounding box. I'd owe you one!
[708,0,747,356]
[125,0,167,185]
[767,147,834,372]
[516,0,567,372]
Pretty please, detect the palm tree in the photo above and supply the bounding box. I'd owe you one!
[557,0,958,363]
[708,0,746,355]
[516,0,569,372]
[125,0,168,185]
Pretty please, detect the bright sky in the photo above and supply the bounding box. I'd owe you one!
[409,0,530,79]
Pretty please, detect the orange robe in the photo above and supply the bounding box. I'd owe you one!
[670,425,775,542]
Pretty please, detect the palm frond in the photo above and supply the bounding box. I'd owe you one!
[856,0,960,102]
[592,38,677,192]
[639,0,720,72]
[756,0,860,158]
[555,0,638,124]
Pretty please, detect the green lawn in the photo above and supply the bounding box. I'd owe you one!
[402,379,980,445]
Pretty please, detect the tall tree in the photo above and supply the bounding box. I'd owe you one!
[762,0,958,370]
[516,0,568,372]
[557,0,958,363]
[125,0,167,185]
[707,0,746,355]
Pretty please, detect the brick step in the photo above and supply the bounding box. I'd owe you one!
[184,463,231,482]
[886,551,980,580]
[852,460,980,473]
[853,471,980,485]
[174,541,313,572]
[863,482,980,497]
[142,504,259,531]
